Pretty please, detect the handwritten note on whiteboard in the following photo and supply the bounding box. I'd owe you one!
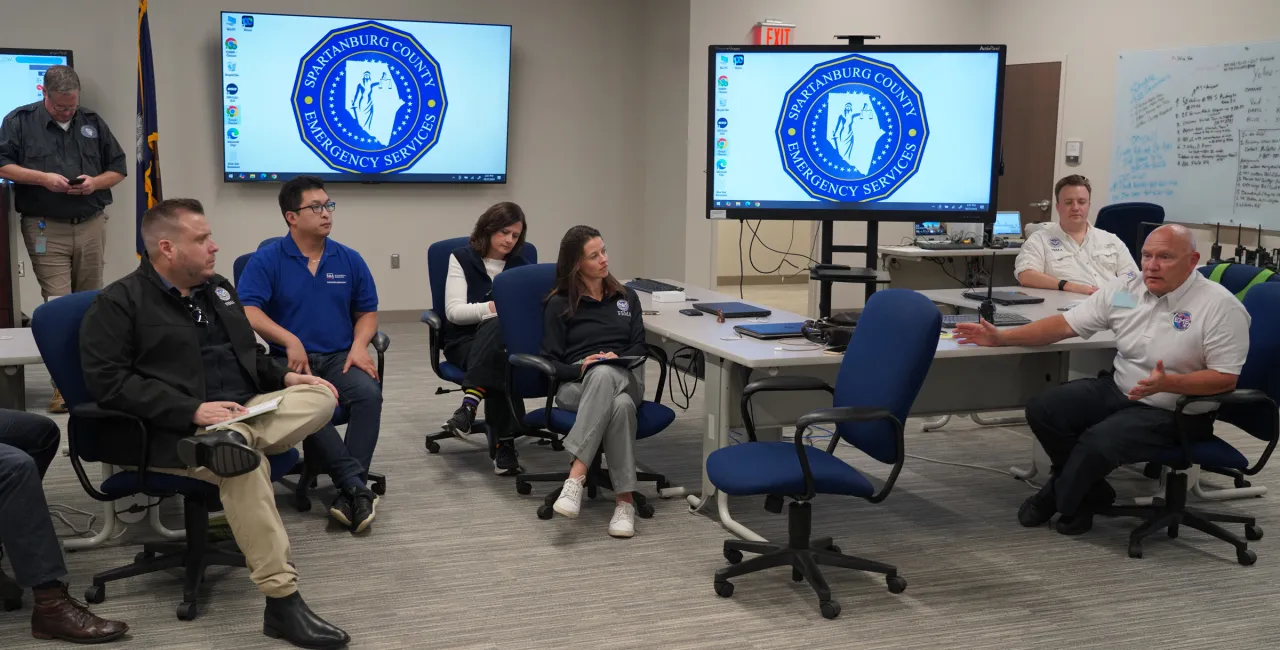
[1109,41,1280,229]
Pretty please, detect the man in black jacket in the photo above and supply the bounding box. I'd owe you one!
[80,198,349,649]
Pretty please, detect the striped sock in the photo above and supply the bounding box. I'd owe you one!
[462,387,485,409]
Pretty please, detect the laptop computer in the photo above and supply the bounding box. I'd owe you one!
[733,322,806,340]
[692,301,773,318]
[993,211,1023,244]
[914,221,948,244]
[960,290,1045,306]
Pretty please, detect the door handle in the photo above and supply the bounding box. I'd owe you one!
[1030,199,1051,211]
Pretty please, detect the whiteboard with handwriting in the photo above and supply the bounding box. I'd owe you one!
[1109,41,1280,229]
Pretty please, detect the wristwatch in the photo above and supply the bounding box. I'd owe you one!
[1058,279,1068,291]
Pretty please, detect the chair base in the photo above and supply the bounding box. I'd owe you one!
[84,496,247,621]
[713,501,905,619]
[1098,471,1260,565]
[516,452,665,520]
[287,460,387,512]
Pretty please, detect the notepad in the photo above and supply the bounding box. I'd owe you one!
[209,397,281,430]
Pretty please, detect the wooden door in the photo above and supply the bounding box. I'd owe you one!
[998,62,1062,229]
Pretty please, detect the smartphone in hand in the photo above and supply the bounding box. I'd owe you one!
[67,177,86,186]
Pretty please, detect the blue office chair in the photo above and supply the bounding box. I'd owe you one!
[1099,282,1280,564]
[1095,202,1165,263]
[31,291,300,621]
[231,251,390,510]
[492,264,675,519]
[707,289,940,619]
[1200,262,1278,301]
[420,236,537,453]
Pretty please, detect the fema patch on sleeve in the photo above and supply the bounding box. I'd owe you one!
[80,125,97,139]
[1126,270,1137,280]
[291,21,447,174]
[776,54,928,202]
[1172,310,1192,331]
[215,287,232,302]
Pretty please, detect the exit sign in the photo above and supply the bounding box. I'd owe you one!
[753,21,794,45]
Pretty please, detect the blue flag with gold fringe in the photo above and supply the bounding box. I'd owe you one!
[136,0,161,256]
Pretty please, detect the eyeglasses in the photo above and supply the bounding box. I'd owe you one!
[292,201,337,215]
[182,297,207,326]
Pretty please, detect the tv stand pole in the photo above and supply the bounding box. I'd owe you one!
[817,34,881,318]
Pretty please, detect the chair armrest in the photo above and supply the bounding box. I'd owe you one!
[372,331,390,353]
[1177,390,1279,476]
[421,310,442,330]
[792,406,904,504]
[67,404,154,502]
[740,376,834,442]
[645,344,669,404]
[509,353,558,377]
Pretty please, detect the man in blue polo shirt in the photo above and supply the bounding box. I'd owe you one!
[238,176,382,533]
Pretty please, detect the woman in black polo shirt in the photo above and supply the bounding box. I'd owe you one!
[541,225,648,538]
[441,202,530,475]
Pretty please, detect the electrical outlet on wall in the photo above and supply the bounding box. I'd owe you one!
[391,254,400,269]
[17,260,24,277]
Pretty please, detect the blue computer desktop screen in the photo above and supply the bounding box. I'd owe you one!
[710,48,1001,213]
[0,51,70,119]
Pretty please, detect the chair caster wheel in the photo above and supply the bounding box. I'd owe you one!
[714,580,734,598]
[886,575,907,593]
[723,549,743,565]
[425,440,440,454]
[792,568,804,582]
[516,481,532,495]
[176,601,197,621]
[637,503,655,519]
[1167,523,1179,539]
[551,440,565,452]
[537,505,554,520]
[294,495,312,513]
[371,479,386,496]
[1142,462,1162,480]
[819,600,841,619]
[1246,524,1264,541]
[135,551,155,563]
[1235,477,1252,489]
[85,585,104,604]
[1238,549,1258,566]
[1128,542,1143,559]
[656,479,670,491]
[3,597,22,612]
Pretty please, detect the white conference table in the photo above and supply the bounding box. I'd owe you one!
[637,282,1116,542]
[877,245,1021,294]
[0,328,42,411]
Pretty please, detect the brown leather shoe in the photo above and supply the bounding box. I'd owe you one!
[31,583,128,644]
[48,387,67,414]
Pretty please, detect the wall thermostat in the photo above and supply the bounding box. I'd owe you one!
[1065,139,1083,165]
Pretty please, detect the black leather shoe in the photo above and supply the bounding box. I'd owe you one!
[177,430,259,478]
[1056,511,1094,535]
[263,592,349,649]
[1084,480,1117,509]
[1017,483,1056,527]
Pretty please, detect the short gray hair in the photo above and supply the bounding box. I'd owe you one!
[43,66,80,94]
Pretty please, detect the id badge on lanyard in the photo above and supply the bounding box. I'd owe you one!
[34,220,46,255]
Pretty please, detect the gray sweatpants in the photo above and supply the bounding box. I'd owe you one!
[556,364,644,494]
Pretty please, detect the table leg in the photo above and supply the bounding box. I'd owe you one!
[922,415,951,431]
[0,365,25,411]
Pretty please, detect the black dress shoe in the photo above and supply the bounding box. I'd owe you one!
[177,430,260,478]
[1017,482,1057,527]
[1056,511,1094,535]
[263,592,349,649]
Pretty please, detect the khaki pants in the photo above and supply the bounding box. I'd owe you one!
[154,384,336,598]
[20,212,107,299]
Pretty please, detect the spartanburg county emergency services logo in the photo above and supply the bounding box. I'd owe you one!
[291,21,447,174]
[777,54,927,202]
[1172,310,1192,331]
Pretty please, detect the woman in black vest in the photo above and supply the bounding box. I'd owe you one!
[441,202,531,475]
[541,226,648,538]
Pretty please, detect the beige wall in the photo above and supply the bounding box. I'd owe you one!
[2,0,674,315]
[986,0,1280,256]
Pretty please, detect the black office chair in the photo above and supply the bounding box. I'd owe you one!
[1095,202,1164,264]
[232,250,389,511]
[1099,283,1280,563]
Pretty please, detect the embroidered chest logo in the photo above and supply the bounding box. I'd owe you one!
[1172,310,1192,331]
[215,287,235,306]
[324,272,348,284]
[616,299,631,317]
[1048,237,1062,248]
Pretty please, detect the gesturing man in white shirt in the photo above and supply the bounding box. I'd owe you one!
[956,224,1249,535]
[1015,175,1139,295]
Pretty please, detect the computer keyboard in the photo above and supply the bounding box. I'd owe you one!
[941,312,1032,328]
[626,278,683,293]
[917,241,984,251]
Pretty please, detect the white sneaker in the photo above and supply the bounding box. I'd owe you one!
[608,501,636,538]
[552,476,586,518]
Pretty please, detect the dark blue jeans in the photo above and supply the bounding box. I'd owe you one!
[0,409,67,587]
[303,350,383,486]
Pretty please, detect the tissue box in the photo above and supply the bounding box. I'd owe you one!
[652,290,686,303]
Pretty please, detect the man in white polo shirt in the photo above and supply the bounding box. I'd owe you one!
[956,224,1249,535]
[1015,175,1139,296]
